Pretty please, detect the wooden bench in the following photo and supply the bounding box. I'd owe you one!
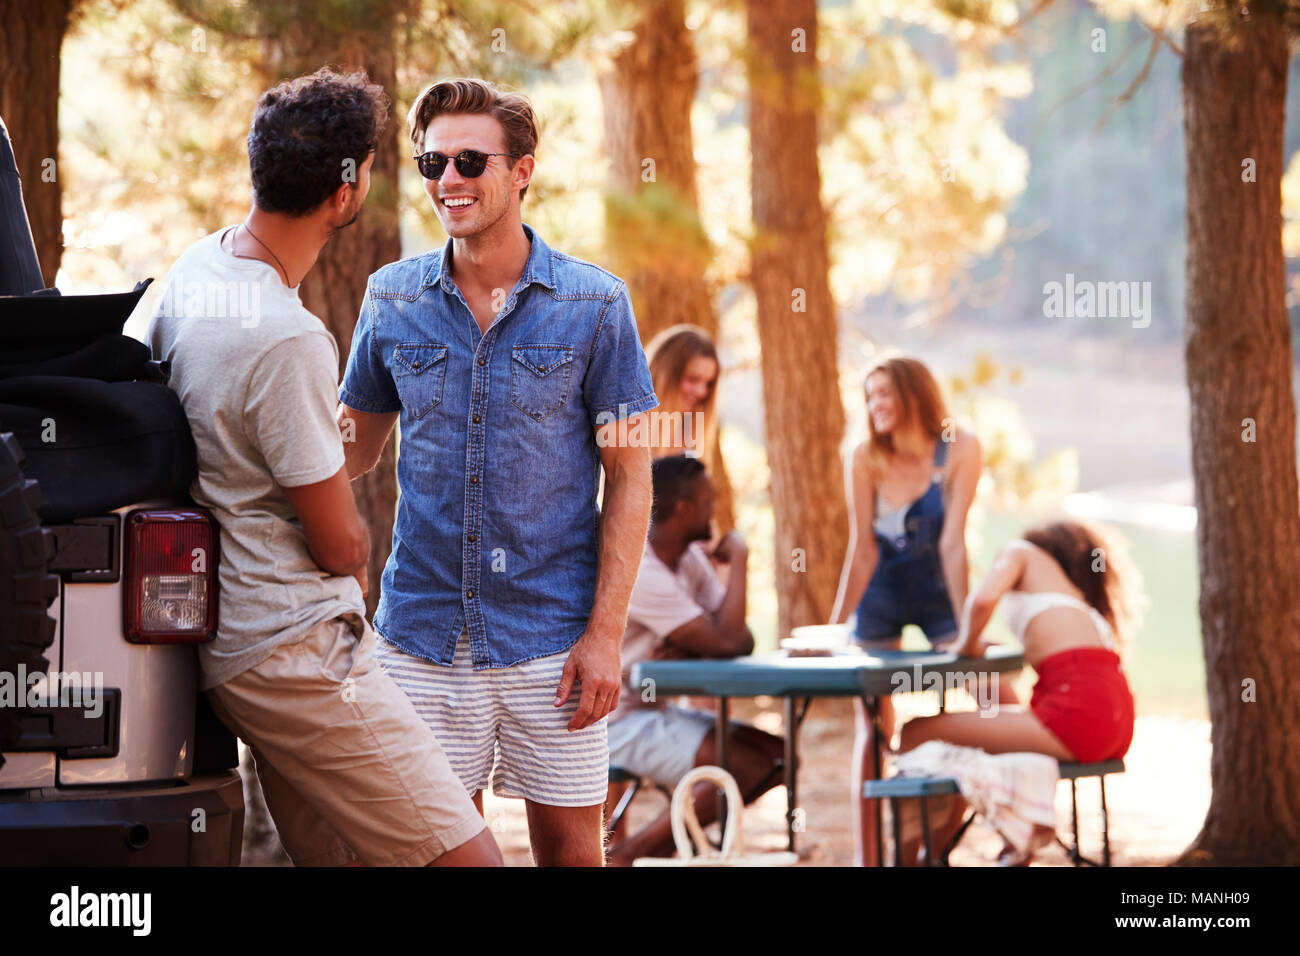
[862,759,1125,866]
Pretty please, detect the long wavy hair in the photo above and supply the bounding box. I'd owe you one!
[863,353,948,468]
[645,324,719,462]
[1022,519,1144,653]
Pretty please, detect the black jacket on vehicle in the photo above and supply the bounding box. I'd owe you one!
[0,114,196,523]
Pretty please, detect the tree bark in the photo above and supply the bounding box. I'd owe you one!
[599,0,713,343]
[1179,7,1300,865]
[0,0,72,289]
[599,0,734,532]
[264,27,401,620]
[745,0,848,638]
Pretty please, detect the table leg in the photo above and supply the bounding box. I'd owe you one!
[716,697,730,841]
[716,696,730,771]
[784,696,797,853]
[864,694,884,866]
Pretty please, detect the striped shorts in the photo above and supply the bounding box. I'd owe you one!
[373,628,609,807]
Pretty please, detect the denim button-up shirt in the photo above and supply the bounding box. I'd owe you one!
[339,224,658,668]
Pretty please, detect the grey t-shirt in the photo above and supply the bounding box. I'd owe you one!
[148,227,364,690]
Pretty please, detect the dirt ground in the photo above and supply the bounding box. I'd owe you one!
[239,682,1209,867]
[484,690,1210,867]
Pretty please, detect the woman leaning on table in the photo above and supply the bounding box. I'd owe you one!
[828,352,1004,866]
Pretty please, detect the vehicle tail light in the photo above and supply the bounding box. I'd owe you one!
[124,508,219,643]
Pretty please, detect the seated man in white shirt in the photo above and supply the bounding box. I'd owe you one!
[606,455,784,865]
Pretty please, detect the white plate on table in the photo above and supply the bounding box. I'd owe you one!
[780,624,856,657]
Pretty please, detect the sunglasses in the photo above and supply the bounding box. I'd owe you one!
[414,149,522,181]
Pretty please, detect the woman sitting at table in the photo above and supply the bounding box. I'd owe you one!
[896,518,1142,864]
[828,352,987,866]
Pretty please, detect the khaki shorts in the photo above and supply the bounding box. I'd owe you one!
[207,613,486,866]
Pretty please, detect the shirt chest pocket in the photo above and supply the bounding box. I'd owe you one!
[393,343,448,419]
[511,344,574,421]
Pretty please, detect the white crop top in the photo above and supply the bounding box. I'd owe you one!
[998,590,1116,651]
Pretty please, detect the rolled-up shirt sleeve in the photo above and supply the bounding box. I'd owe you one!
[583,282,659,427]
[339,285,400,414]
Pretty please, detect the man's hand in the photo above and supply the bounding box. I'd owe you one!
[652,641,693,661]
[554,630,622,731]
[710,530,748,565]
[353,563,369,600]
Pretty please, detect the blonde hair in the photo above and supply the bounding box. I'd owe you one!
[644,324,720,462]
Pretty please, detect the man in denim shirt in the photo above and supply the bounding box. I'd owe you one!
[338,78,657,866]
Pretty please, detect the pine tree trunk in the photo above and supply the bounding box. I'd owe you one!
[599,0,734,532]
[598,0,713,344]
[0,0,72,289]
[745,0,848,637]
[266,33,401,621]
[1179,8,1300,865]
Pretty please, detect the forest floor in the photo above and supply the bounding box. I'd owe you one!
[479,694,1210,868]
[238,689,1210,867]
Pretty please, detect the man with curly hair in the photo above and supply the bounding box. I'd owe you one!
[149,69,501,867]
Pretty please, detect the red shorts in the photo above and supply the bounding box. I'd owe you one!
[1029,647,1135,764]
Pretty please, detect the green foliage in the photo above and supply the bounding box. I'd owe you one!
[818,2,1032,312]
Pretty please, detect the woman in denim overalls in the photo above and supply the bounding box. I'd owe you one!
[829,354,984,866]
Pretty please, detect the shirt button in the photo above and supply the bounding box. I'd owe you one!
[466,589,475,599]
[473,415,481,423]
[477,357,486,366]
[538,364,547,371]
[469,475,478,484]
[468,533,477,542]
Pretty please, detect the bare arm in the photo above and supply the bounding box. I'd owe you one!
[830,443,879,624]
[554,414,654,730]
[337,404,398,479]
[663,533,753,658]
[938,431,982,623]
[958,541,1029,656]
[281,465,370,580]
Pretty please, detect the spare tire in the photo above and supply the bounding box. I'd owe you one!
[0,431,58,754]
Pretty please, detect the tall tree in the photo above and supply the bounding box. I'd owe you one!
[745,0,848,636]
[242,0,407,619]
[0,0,75,288]
[279,29,401,622]
[1180,2,1300,864]
[599,0,735,532]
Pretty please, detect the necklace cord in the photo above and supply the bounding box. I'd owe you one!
[238,222,290,286]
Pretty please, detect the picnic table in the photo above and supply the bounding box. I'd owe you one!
[630,645,1024,860]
